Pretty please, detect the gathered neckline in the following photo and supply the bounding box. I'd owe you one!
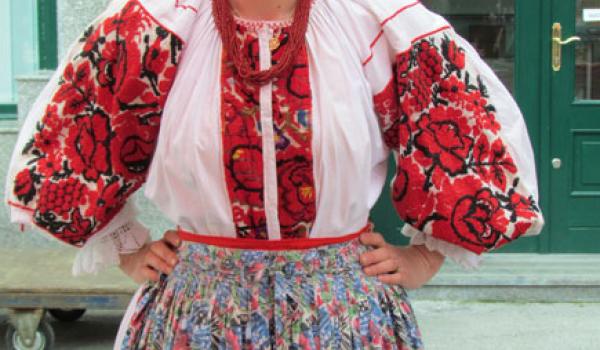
[230,0,321,30]
[232,13,294,30]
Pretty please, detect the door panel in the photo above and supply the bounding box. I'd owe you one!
[550,0,600,252]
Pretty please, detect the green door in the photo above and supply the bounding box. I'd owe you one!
[549,0,600,252]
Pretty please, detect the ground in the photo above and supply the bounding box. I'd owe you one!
[2,300,599,349]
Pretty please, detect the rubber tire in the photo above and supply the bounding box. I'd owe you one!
[48,309,86,322]
[4,318,55,350]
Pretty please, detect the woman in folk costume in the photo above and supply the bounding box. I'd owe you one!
[4,0,544,348]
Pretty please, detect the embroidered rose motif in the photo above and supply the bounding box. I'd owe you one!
[277,157,316,237]
[110,120,159,179]
[451,188,509,249]
[373,31,542,253]
[64,112,111,181]
[414,106,473,176]
[8,1,183,246]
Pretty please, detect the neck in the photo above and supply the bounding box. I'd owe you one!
[229,0,298,21]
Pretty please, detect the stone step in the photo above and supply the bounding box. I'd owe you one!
[411,253,600,302]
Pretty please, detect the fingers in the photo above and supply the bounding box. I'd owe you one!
[150,239,179,267]
[141,266,161,283]
[363,258,399,276]
[359,231,386,248]
[163,230,182,249]
[377,273,404,286]
[359,246,393,267]
[146,248,175,275]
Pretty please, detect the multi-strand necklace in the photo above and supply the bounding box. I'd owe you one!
[212,0,312,85]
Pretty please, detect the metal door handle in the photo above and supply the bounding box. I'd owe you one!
[552,22,581,72]
[553,36,582,45]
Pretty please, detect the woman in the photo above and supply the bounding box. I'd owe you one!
[4,0,545,348]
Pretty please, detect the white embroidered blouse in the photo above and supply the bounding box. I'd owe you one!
[4,0,545,276]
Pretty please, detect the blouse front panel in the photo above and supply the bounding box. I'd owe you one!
[145,0,389,241]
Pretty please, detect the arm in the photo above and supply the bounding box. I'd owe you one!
[362,0,544,270]
[3,0,184,276]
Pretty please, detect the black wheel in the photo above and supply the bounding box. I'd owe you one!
[48,308,86,322]
[4,319,55,350]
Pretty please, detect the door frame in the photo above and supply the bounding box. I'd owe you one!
[506,0,552,253]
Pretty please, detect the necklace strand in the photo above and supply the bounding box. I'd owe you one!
[212,0,312,85]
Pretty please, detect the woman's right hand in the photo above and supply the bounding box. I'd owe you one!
[118,230,182,284]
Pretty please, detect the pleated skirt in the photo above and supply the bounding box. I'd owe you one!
[116,236,424,349]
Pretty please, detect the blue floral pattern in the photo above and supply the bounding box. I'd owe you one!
[119,238,423,349]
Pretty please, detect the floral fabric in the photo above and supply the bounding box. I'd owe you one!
[221,24,317,240]
[119,238,423,350]
[6,0,182,246]
[373,31,543,254]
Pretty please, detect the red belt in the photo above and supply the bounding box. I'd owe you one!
[176,223,372,250]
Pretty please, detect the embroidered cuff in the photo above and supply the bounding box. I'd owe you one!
[72,219,151,276]
[401,224,483,269]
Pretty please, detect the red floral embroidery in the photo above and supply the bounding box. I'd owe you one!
[221,27,268,239]
[272,31,316,239]
[374,32,541,254]
[221,25,316,239]
[9,0,183,246]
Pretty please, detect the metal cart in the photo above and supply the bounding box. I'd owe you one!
[0,247,138,349]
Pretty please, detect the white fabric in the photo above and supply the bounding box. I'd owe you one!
[402,225,483,269]
[4,0,544,278]
[71,200,152,276]
[8,201,151,275]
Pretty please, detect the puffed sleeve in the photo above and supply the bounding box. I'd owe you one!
[363,0,545,267]
[3,0,184,274]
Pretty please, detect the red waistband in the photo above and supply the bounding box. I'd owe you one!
[176,223,372,250]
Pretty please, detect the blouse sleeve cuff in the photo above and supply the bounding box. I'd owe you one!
[72,219,152,276]
[401,224,483,269]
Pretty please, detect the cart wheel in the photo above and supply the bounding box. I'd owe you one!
[48,308,86,322]
[5,319,54,350]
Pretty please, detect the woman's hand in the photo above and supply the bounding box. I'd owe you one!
[358,231,445,289]
[119,230,182,284]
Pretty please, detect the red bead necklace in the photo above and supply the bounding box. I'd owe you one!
[212,0,312,85]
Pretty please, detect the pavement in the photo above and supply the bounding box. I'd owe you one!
[413,300,600,350]
[2,300,600,349]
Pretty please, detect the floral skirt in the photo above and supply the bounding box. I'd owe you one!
[117,236,423,350]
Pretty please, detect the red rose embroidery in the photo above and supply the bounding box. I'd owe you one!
[111,120,160,178]
[414,106,473,175]
[9,0,182,246]
[277,157,316,236]
[64,112,111,181]
[373,31,542,253]
[451,188,509,249]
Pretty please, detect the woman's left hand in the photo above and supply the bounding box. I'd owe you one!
[358,231,445,289]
